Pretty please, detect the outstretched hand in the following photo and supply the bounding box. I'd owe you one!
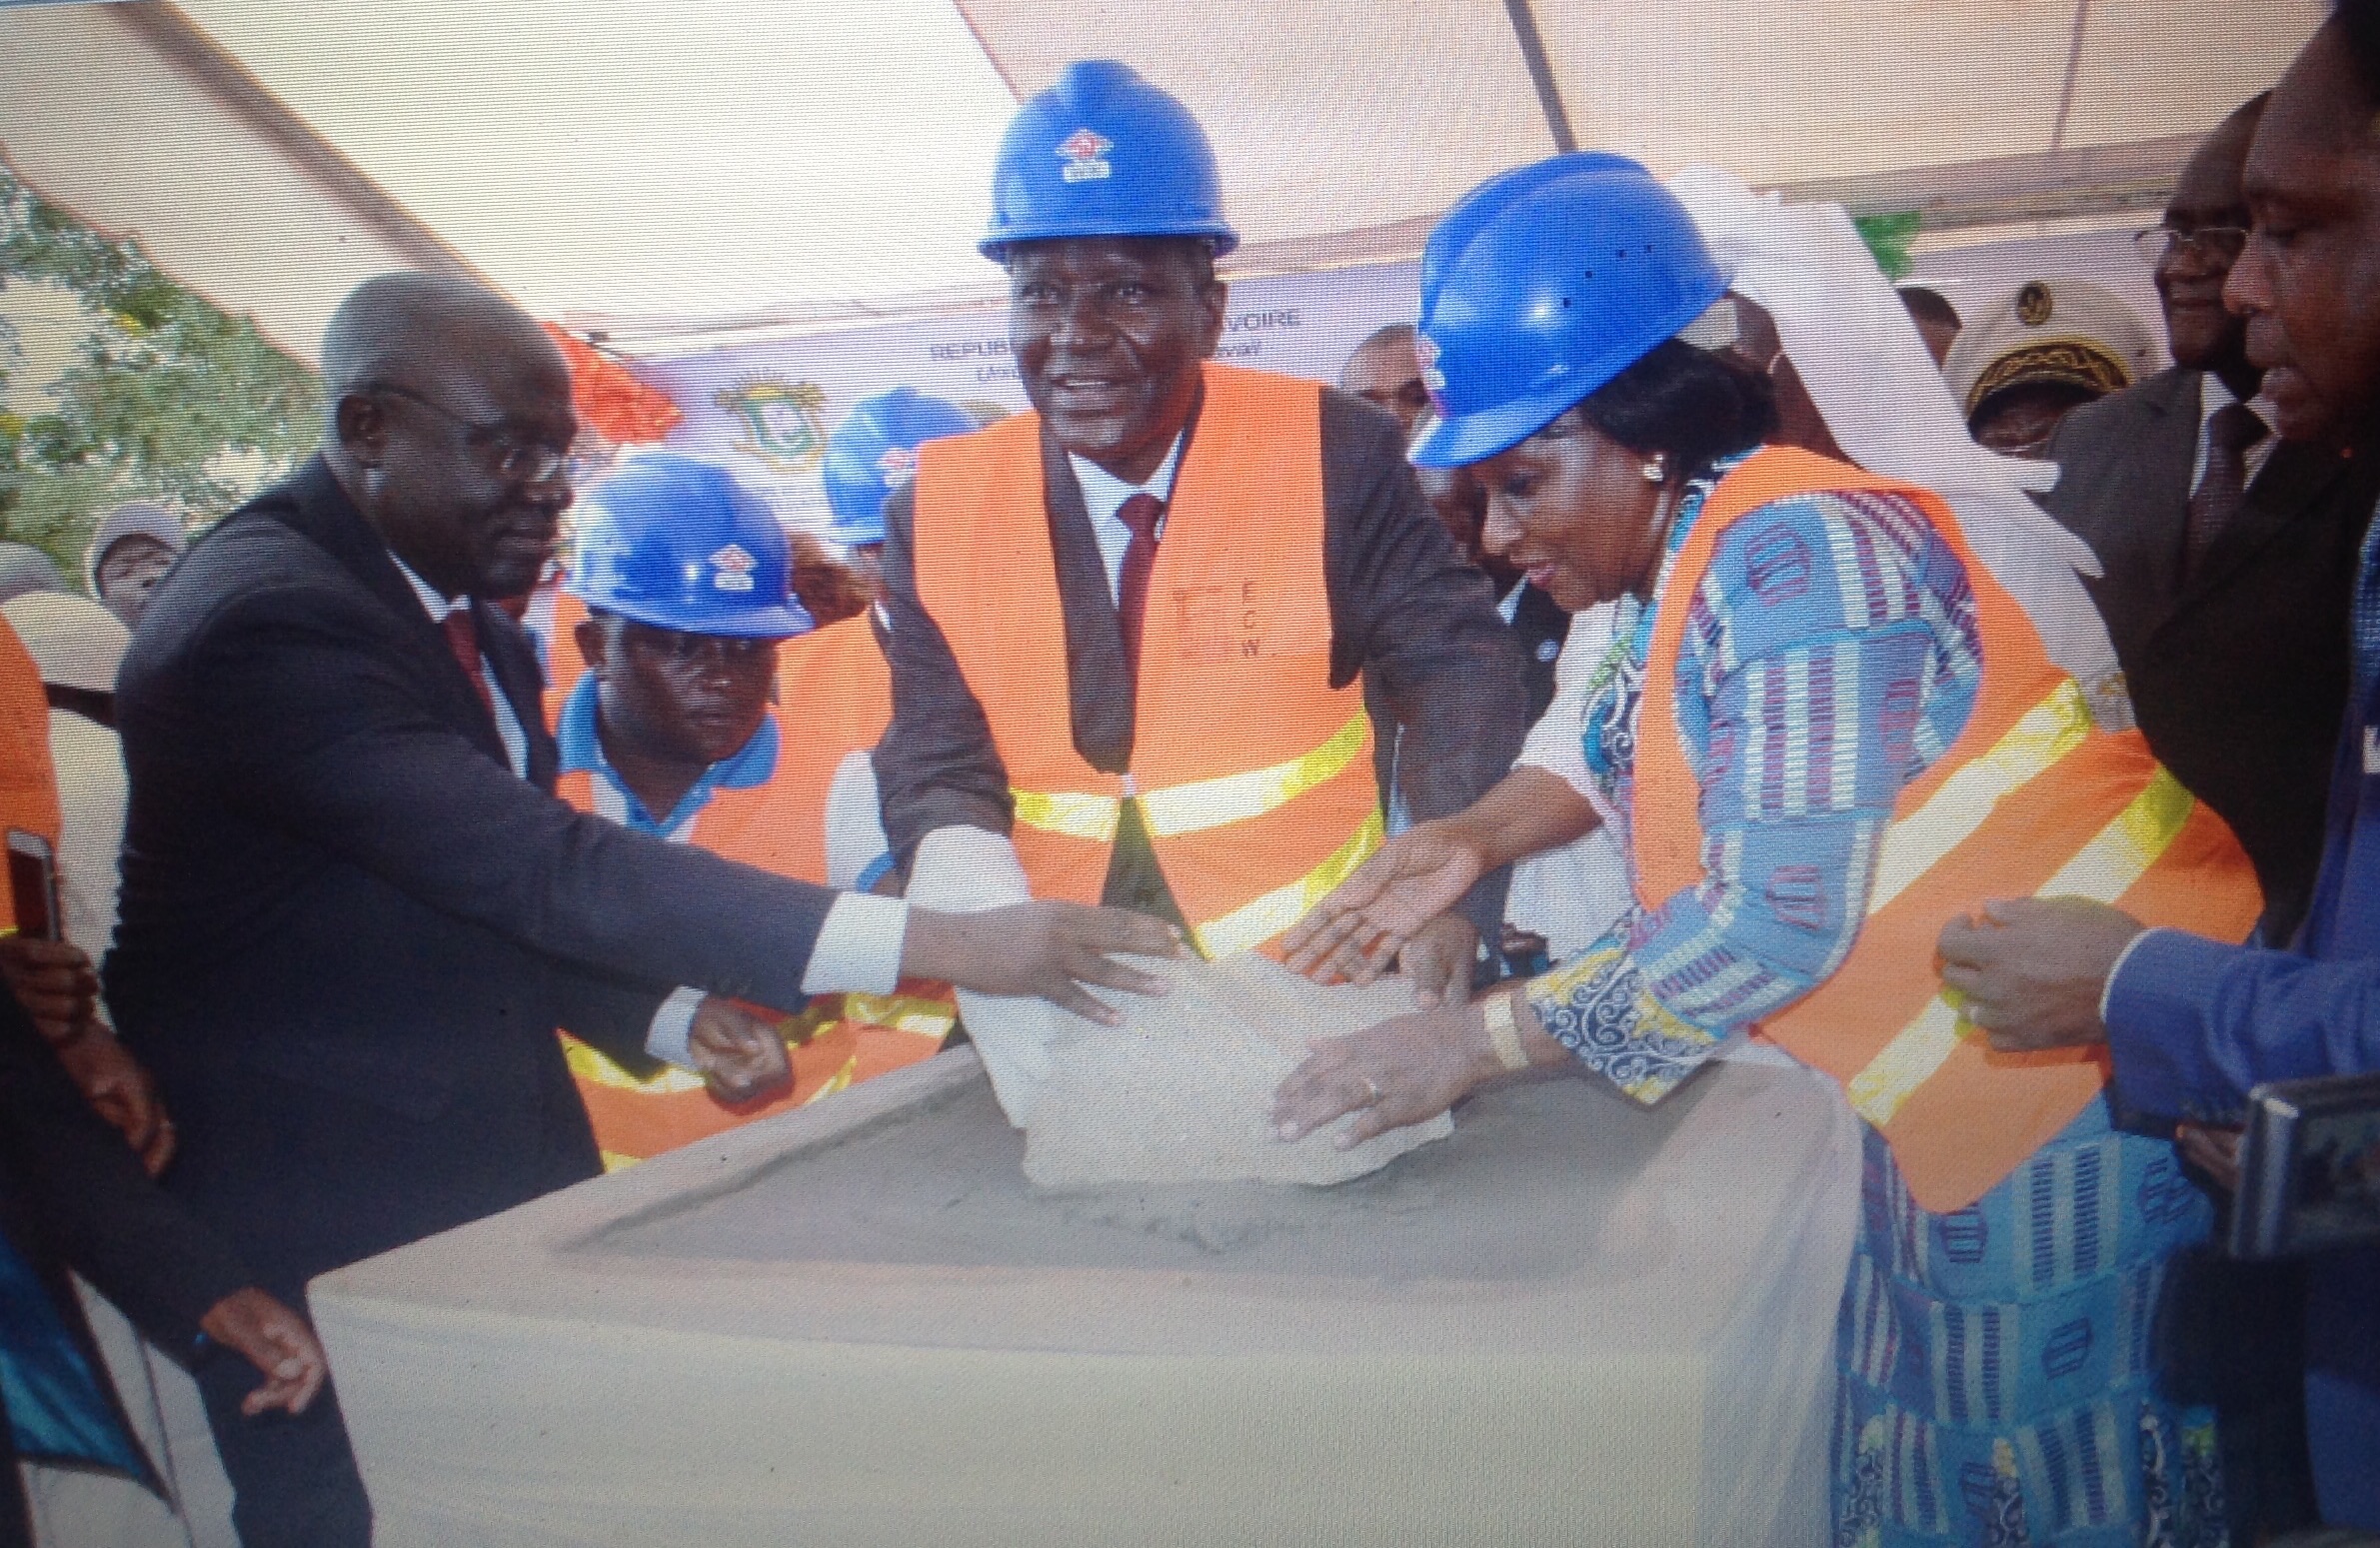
[1271,1000,1501,1148]
[1282,819,1490,990]
[905,900,1182,1024]
[201,1288,328,1417]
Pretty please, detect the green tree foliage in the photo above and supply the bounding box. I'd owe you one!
[0,163,321,582]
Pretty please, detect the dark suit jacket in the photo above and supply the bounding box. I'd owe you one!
[0,995,253,1544]
[873,383,1526,939]
[106,458,839,1287]
[2043,367,2373,941]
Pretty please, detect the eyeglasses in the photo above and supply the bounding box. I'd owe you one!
[2132,225,2250,266]
[370,383,575,485]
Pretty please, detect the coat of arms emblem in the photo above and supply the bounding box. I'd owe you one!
[717,379,830,474]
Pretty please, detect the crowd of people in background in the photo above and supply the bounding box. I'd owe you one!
[6,4,2380,1547]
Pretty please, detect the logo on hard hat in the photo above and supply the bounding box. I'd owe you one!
[1056,127,1113,184]
[708,543,757,594]
[875,444,920,490]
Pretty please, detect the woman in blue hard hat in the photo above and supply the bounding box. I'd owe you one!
[1272,154,2260,1547]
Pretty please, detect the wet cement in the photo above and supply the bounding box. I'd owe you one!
[595,1062,1751,1284]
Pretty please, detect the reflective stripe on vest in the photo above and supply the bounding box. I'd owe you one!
[1631,447,2262,1213]
[915,362,1382,955]
[1013,708,1372,842]
[552,714,953,1168]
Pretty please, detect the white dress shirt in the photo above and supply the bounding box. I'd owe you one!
[386,553,908,1069]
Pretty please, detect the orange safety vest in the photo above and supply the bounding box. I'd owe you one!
[554,660,951,1170]
[1632,448,2262,1213]
[0,619,60,935]
[771,615,894,884]
[913,362,1383,958]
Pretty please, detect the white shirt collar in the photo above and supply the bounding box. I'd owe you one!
[2195,372,2280,488]
[388,552,466,623]
[1069,436,1184,527]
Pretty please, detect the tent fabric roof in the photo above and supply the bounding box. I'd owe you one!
[0,0,2332,358]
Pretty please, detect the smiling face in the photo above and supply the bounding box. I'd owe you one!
[1471,409,1670,614]
[2228,21,2380,441]
[341,325,579,601]
[2156,109,2260,375]
[1007,237,1225,484]
[579,615,778,771]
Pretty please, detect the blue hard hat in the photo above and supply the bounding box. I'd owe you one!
[821,388,975,547]
[1408,153,1730,469]
[569,454,814,638]
[981,60,1237,260]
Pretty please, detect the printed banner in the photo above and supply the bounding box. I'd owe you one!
[625,258,1425,533]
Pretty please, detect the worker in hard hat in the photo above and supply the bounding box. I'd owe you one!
[822,385,972,629]
[554,453,950,1167]
[875,61,1523,1092]
[1271,153,2261,1547]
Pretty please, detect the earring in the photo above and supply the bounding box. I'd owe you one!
[1641,458,1666,484]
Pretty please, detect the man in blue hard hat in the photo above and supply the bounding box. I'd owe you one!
[822,387,974,632]
[555,453,957,1164]
[873,61,1524,1057]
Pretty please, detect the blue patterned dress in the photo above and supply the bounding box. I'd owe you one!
[1523,455,2229,1546]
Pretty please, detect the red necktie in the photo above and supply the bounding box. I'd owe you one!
[442,609,499,727]
[1115,491,1165,677]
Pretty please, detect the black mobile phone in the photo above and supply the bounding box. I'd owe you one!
[6,829,60,942]
[2230,1070,2380,1258]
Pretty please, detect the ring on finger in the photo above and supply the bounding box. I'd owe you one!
[1359,1076,1383,1105]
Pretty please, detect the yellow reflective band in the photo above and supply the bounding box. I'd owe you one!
[840,991,959,1039]
[1191,808,1386,959]
[802,1051,861,1106]
[1011,787,1121,842]
[1846,993,1964,1130]
[1867,680,2093,916]
[562,1036,707,1095]
[1010,711,1373,843]
[1141,711,1372,838]
[1845,771,2198,1129]
[2037,766,2196,903]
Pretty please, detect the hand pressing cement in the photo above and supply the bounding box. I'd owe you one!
[1016,953,1453,1189]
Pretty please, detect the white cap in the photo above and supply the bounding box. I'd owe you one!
[1,593,131,694]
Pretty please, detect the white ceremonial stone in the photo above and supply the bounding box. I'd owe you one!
[1021,952,1450,1189]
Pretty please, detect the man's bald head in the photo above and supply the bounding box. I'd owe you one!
[318,273,578,601]
[1339,323,1430,438]
[2155,93,2269,381]
[319,273,565,411]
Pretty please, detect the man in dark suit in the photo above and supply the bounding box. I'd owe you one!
[1943,9,2380,1521]
[105,274,1175,1547]
[2042,92,2368,945]
[0,990,322,1548]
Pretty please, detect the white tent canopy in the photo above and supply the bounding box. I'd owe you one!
[0,0,2329,359]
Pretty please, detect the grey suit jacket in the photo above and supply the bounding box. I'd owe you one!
[2043,368,2371,940]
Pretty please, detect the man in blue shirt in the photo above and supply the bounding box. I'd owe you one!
[1939,6,2380,1524]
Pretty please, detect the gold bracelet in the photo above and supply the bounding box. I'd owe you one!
[1482,991,1529,1072]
